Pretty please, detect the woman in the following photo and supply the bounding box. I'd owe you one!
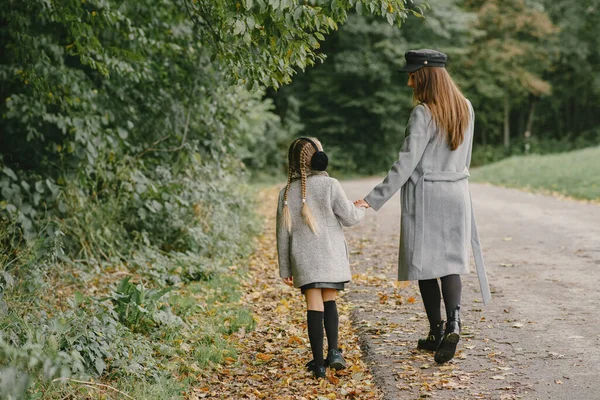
[354,49,491,364]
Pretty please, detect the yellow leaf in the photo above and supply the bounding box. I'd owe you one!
[256,353,273,362]
[393,281,410,290]
[287,336,303,346]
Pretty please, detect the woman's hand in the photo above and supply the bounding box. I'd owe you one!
[354,199,370,208]
[282,277,293,287]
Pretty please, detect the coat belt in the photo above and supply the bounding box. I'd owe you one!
[411,167,492,305]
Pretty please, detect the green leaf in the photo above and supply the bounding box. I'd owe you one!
[233,19,246,36]
[94,357,106,375]
[356,1,363,15]
[293,6,303,21]
[3,167,17,181]
[35,181,44,193]
[386,13,394,25]
[75,291,85,306]
[117,127,128,139]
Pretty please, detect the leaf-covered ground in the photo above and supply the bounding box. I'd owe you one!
[193,187,383,400]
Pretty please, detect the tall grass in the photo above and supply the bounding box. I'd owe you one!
[470,146,600,200]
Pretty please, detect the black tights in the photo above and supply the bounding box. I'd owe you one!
[418,274,462,327]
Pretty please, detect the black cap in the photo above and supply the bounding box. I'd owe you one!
[398,49,447,72]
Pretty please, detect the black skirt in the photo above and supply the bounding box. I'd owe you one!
[300,282,346,294]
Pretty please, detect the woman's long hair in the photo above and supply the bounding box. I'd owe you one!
[411,67,470,150]
[281,138,321,234]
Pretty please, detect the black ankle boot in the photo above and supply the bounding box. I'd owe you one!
[313,363,326,379]
[417,321,445,351]
[326,348,347,370]
[435,306,461,363]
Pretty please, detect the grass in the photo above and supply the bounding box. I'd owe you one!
[37,374,191,400]
[24,264,257,400]
[470,146,600,201]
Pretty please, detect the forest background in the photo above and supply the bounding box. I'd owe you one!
[1,0,598,398]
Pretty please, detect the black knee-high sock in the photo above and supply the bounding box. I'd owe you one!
[440,274,462,319]
[323,301,339,351]
[418,279,443,328]
[307,310,324,367]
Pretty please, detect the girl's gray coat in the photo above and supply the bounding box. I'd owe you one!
[276,175,365,288]
[364,102,491,304]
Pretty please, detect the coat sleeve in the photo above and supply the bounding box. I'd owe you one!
[276,190,292,278]
[331,179,366,227]
[364,105,433,211]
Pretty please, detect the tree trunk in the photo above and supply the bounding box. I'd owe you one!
[503,93,510,149]
[525,96,536,136]
[518,109,526,139]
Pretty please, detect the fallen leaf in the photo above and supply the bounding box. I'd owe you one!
[327,374,340,385]
[287,336,304,346]
[491,375,506,380]
[378,292,389,304]
[256,353,273,362]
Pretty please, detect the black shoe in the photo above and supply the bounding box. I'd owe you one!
[417,321,445,351]
[306,358,329,371]
[326,348,347,370]
[435,307,461,364]
[313,364,326,379]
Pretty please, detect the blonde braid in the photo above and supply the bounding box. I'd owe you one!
[282,161,293,233]
[299,144,318,233]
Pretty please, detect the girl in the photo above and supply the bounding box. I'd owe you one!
[354,49,491,364]
[276,137,366,379]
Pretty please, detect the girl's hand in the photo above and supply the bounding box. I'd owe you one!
[354,199,370,208]
[282,277,293,287]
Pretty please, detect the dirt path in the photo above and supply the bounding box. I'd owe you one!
[340,178,600,400]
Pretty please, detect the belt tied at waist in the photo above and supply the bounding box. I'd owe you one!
[411,167,491,305]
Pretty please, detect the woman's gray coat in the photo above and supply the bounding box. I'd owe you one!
[276,175,365,288]
[364,102,491,304]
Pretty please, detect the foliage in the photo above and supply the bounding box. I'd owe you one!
[0,0,419,397]
[185,0,421,89]
[271,0,598,173]
[271,1,472,174]
[463,0,557,98]
[535,0,600,139]
[108,277,174,334]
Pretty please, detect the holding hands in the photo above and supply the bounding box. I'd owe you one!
[354,199,370,209]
